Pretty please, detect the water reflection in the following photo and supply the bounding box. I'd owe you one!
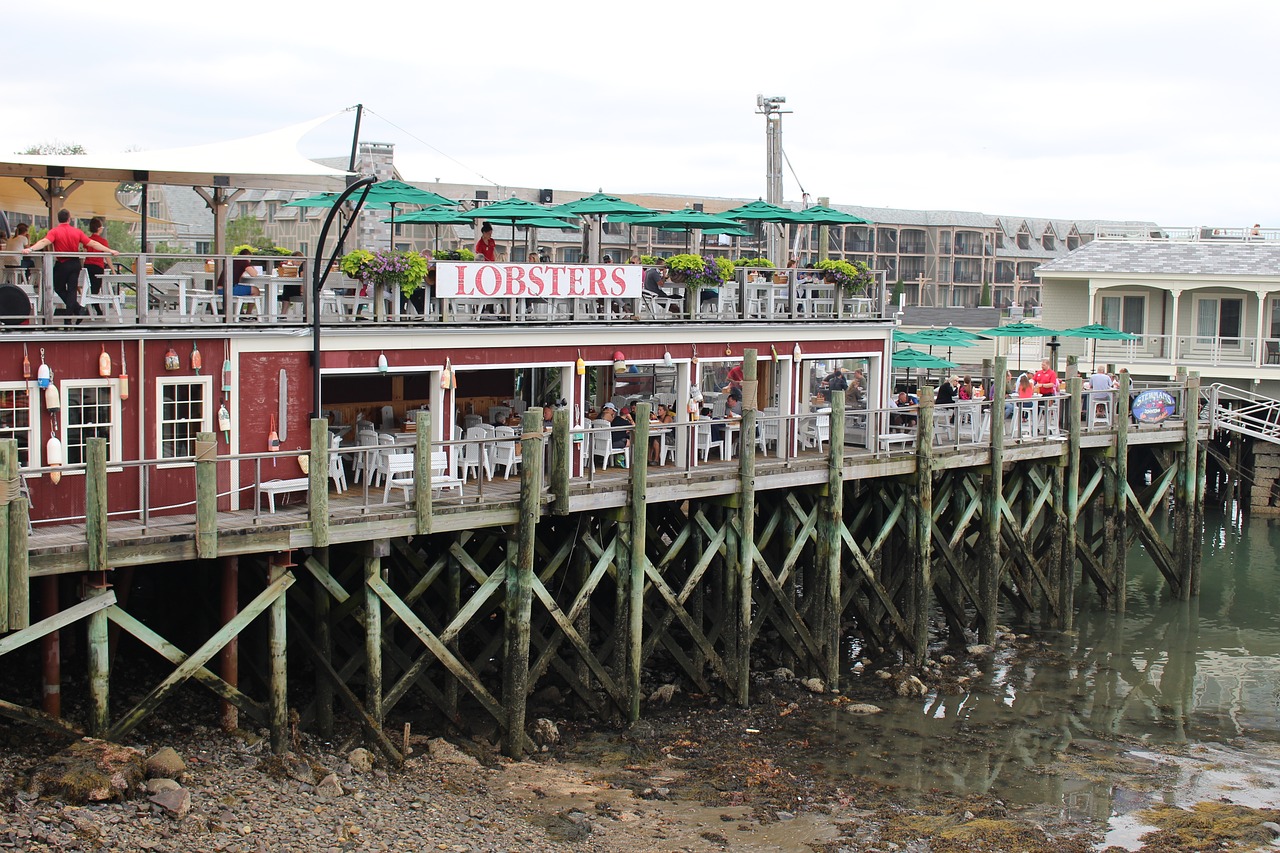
[824,502,1280,814]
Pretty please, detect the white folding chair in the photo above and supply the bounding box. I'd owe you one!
[328,432,348,493]
[491,426,521,479]
[695,420,727,462]
[590,419,629,470]
[78,268,125,320]
[352,428,378,485]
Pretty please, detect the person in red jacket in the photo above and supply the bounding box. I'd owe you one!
[25,209,119,318]
[1033,358,1059,396]
[475,222,496,261]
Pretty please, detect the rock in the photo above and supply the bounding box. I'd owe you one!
[315,773,343,799]
[28,738,146,803]
[148,787,191,818]
[801,677,826,694]
[875,669,894,681]
[939,654,956,665]
[146,778,181,795]
[895,675,928,698]
[427,738,480,767]
[965,644,995,656]
[844,703,884,715]
[283,754,316,785]
[648,684,679,704]
[1262,821,1280,835]
[145,747,187,780]
[775,810,796,821]
[347,748,374,774]
[532,719,560,748]
[772,667,796,682]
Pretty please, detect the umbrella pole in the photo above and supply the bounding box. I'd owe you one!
[389,203,396,251]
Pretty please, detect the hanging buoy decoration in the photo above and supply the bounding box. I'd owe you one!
[164,346,180,371]
[99,344,112,377]
[45,380,60,412]
[377,352,389,374]
[37,348,50,389]
[269,414,280,467]
[575,350,585,376]
[118,342,129,401]
[218,402,232,442]
[440,357,454,390]
[221,358,232,394]
[770,344,779,362]
[46,433,63,485]
[22,345,30,380]
[190,343,202,374]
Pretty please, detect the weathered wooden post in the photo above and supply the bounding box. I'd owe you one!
[979,358,1005,643]
[910,388,935,665]
[1104,371,1132,610]
[8,438,28,630]
[85,577,111,736]
[268,553,289,754]
[195,432,218,559]
[414,411,432,534]
[1061,372,1083,627]
[84,437,111,735]
[1193,441,1207,597]
[221,555,240,733]
[1174,373,1201,600]
[734,350,758,705]
[363,546,384,726]
[309,418,330,549]
[503,410,543,756]
[85,438,108,573]
[0,441,10,632]
[819,387,845,686]
[628,403,650,720]
[551,408,571,515]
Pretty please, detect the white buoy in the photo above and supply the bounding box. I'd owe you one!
[47,435,63,484]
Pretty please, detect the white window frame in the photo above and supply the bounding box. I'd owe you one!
[1192,294,1244,350]
[1099,293,1146,336]
[155,376,213,469]
[0,380,41,472]
[59,378,122,474]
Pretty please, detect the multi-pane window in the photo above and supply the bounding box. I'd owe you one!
[0,383,39,469]
[158,378,211,460]
[61,380,120,466]
[1100,295,1145,335]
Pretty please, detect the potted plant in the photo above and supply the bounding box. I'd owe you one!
[432,248,477,261]
[341,249,430,299]
[664,254,723,290]
[814,259,874,296]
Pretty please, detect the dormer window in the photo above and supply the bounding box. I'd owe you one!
[1017,232,1030,250]
[1042,234,1055,251]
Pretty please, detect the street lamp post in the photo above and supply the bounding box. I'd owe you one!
[756,95,790,265]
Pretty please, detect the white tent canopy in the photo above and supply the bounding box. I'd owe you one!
[0,112,353,191]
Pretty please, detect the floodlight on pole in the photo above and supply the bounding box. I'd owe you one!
[755,94,791,266]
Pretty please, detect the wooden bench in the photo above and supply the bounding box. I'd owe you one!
[877,432,916,454]
[384,451,465,502]
[259,477,309,513]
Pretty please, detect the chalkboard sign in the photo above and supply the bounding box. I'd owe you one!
[1132,389,1176,424]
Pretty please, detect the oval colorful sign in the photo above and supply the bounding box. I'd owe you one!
[1132,389,1176,424]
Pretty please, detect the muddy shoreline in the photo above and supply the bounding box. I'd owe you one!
[2,647,1279,851]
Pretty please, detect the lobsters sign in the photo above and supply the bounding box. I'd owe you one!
[435,263,642,299]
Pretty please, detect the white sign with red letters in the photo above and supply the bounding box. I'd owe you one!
[435,263,642,299]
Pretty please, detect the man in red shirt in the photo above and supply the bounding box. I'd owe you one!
[1032,358,1059,396]
[25,209,119,318]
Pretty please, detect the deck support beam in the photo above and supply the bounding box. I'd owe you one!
[909,390,934,665]
[502,410,543,756]
[980,357,1006,643]
[735,350,758,705]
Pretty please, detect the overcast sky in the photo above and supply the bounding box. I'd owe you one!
[7,0,1277,226]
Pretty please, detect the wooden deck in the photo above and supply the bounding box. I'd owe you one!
[24,421,1195,576]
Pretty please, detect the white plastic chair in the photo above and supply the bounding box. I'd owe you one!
[491,426,521,479]
[382,453,416,502]
[329,432,347,493]
[352,428,378,485]
[461,426,492,483]
[800,413,830,453]
[695,420,727,462]
[590,419,629,471]
[78,268,125,320]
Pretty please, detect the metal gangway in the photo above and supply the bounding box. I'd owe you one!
[1206,383,1280,444]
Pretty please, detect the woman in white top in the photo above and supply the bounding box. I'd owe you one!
[4,223,34,279]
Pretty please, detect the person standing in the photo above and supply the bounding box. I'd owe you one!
[475,222,496,262]
[83,217,110,312]
[4,223,34,280]
[24,209,118,318]
[1033,358,1059,396]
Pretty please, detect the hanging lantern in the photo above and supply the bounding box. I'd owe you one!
[98,345,112,378]
[377,352,389,374]
[612,350,626,373]
[221,358,232,394]
[118,342,130,401]
[164,346,180,371]
[190,343,202,374]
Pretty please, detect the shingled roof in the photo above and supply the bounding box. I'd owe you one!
[1038,240,1280,278]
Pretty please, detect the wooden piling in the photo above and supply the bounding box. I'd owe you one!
[310,418,330,549]
[980,358,1006,644]
[1061,374,1082,627]
[1175,374,1201,600]
[363,551,383,726]
[910,389,934,665]
[1193,441,1207,596]
[195,432,218,559]
[0,441,9,632]
[268,554,289,754]
[40,577,59,717]
[815,388,845,686]
[551,409,570,515]
[85,580,110,736]
[220,555,240,733]
[85,438,107,573]
[628,403,650,720]
[502,410,543,756]
[735,350,758,705]
[414,411,432,534]
[1110,371,1131,611]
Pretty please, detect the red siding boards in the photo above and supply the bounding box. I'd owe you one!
[236,351,310,496]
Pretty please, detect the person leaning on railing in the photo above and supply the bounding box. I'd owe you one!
[24,209,120,319]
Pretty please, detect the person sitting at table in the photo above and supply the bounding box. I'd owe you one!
[703,407,725,444]
[225,249,262,298]
[649,403,674,464]
[890,390,918,428]
[643,259,667,296]
[542,405,555,432]
[935,376,957,406]
[726,387,743,418]
[280,250,304,303]
[601,403,631,461]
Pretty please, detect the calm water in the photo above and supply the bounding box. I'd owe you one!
[820,499,1280,829]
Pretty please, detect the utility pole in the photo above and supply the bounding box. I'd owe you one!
[756,95,790,265]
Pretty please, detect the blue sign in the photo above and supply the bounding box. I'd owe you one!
[1132,389,1176,424]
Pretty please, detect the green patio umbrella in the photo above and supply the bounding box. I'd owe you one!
[383,205,472,251]
[284,192,389,209]
[912,325,986,362]
[1057,323,1139,369]
[461,197,571,259]
[723,200,809,257]
[550,194,656,262]
[360,180,458,250]
[892,347,959,370]
[623,209,747,252]
[979,322,1064,371]
[893,329,938,345]
[790,205,872,225]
